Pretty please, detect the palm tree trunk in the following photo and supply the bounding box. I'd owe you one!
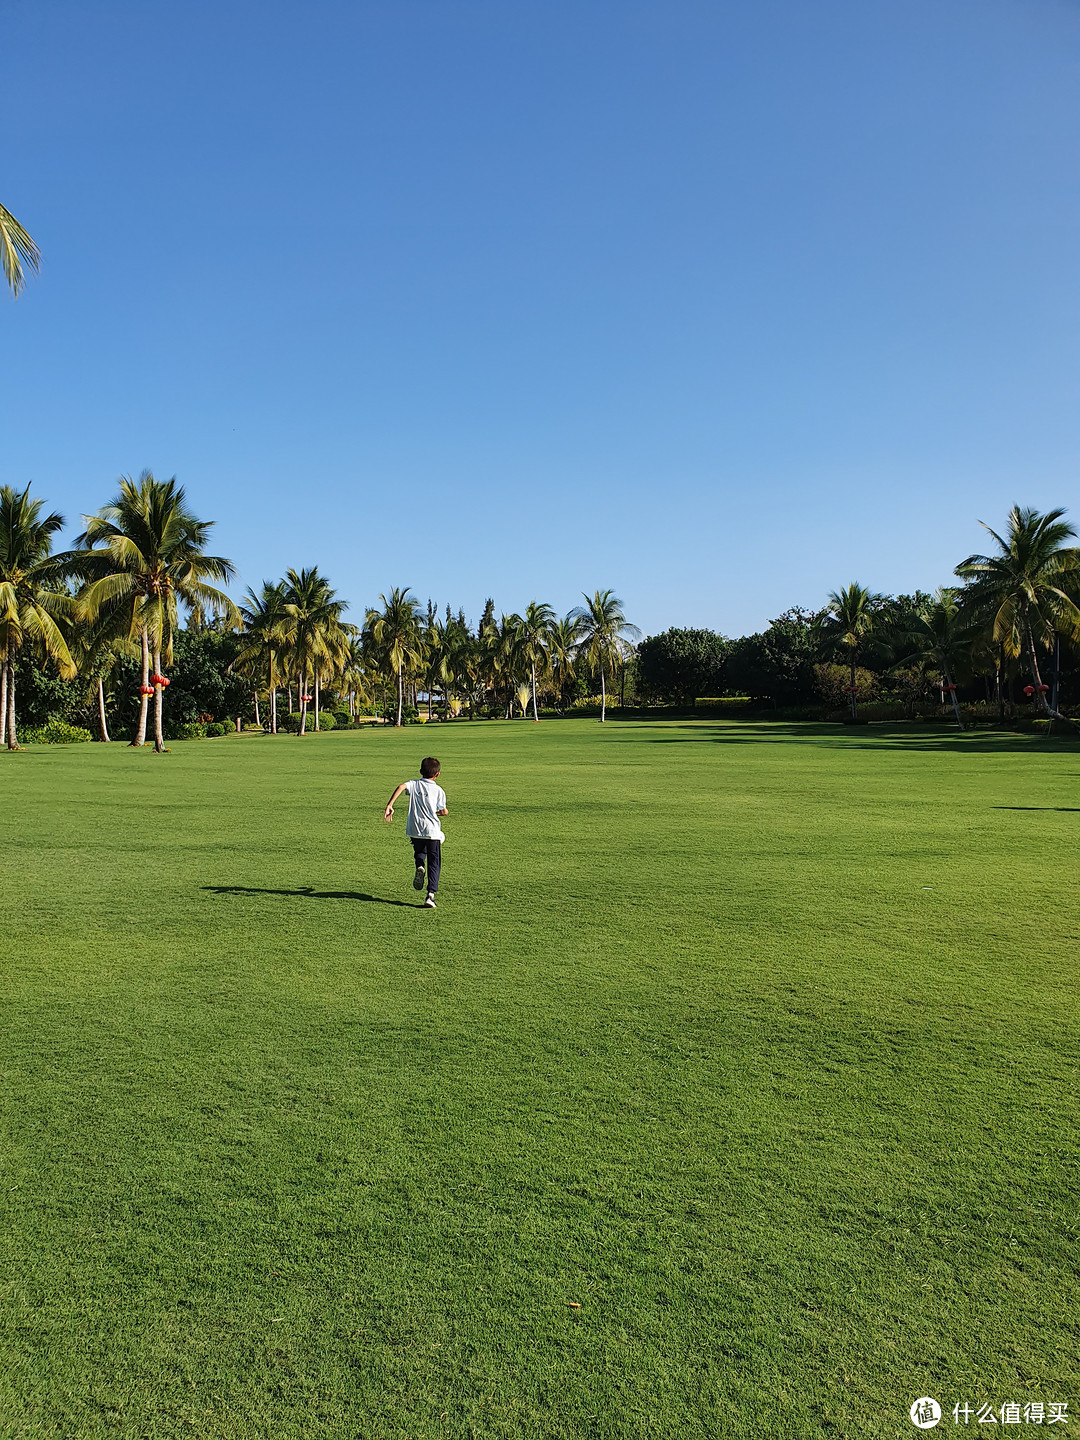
[132,629,151,746]
[253,690,260,728]
[299,671,308,735]
[97,678,111,742]
[6,661,18,750]
[271,685,277,734]
[152,649,166,752]
[314,675,320,730]
[600,664,607,723]
[396,666,404,727]
[0,660,7,747]
[943,668,964,730]
[996,645,1005,724]
[1025,625,1074,727]
[531,662,539,722]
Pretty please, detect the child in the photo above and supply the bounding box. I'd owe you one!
[384,757,448,908]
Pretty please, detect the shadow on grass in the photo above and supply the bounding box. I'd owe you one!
[994,806,1080,812]
[619,721,1079,754]
[203,885,418,907]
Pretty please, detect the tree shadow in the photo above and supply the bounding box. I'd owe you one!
[617,721,1079,754]
[993,806,1080,813]
[203,885,418,907]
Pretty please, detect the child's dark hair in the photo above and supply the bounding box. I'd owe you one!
[420,757,441,778]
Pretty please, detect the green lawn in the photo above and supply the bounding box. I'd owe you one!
[1,719,1077,1439]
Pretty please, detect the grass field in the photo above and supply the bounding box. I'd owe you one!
[1,719,1078,1439]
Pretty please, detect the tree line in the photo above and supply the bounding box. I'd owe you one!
[638,508,1080,727]
[0,473,639,750]
[2,474,1079,750]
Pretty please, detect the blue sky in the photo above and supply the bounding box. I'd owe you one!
[3,0,1079,635]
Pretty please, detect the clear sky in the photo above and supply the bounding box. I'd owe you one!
[3,0,1079,635]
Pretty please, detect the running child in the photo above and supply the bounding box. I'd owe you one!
[383,757,448,909]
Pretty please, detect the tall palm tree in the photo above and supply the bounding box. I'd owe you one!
[280,568,348,735]
[234,581,289,734]
[0,485,76,750]
[365,588,423,727]
[822,583,882,720]
[73,472,239,752]
[956,506,1080,723]
[572,590,639,723]
[516,601,556,721]
[893,589,974,730]
[0,203,40,298]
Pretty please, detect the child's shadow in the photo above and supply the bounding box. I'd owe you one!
[203,885,418,908]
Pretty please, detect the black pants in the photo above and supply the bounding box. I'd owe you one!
[411,838,441,893]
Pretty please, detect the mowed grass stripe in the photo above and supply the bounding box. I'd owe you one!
[1,720,1077,1438]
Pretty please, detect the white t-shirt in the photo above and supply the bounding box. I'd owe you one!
[404,778,447,841]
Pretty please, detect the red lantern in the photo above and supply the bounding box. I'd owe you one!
[139,684,154,697]
[1023,685,1035,696]
[1038,684,1049,693]
[943,684,956,692]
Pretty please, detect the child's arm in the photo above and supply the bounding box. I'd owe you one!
[384,782,408,822]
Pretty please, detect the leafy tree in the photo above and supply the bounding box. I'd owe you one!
[956,505,1080,723]
[572,590,640,722]
[0,485,76,749]
[160,628,250,734]
[74,472,239,752]
[636,628,729,706]
[0,203,39,297]
[725,609,823,707]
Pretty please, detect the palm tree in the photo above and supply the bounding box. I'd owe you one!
[422,617,455,719]
[956,506,1080,723]
[0,203,40,298]
[572,590,639,722]
[0,485,76,749]
[73,472,239,752]
[280,568,348,735]
[516,601,556,721]
[70,611,138,743]
[365,587,422,726]
[893,589,974,730]
[548,614,582,713]
[821,583,882,721]
[234,581,288,733]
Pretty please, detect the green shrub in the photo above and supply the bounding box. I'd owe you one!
[20,717,92,745]
[333,712,353,730]
[205,721,231,737]
[176,722,207,740]
[315,711,336,731]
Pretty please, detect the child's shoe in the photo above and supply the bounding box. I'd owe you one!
[424,894,437,908]
[413,867,426,891]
